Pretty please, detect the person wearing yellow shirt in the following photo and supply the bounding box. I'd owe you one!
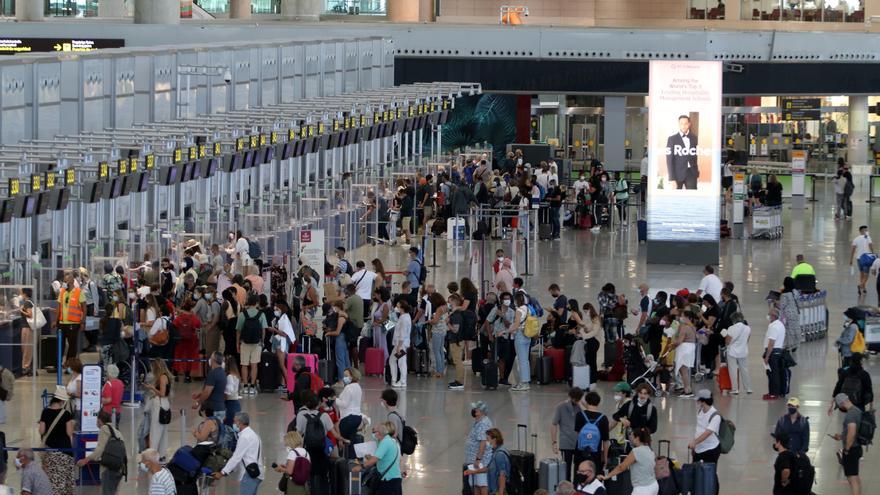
[790,254,816,279]
[55,271,87,371]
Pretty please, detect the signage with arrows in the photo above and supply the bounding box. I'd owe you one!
[0,38,124,55]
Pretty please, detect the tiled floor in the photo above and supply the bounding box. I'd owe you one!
[3,178,877,494]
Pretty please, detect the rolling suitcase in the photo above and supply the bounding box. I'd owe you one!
[717,364,732,394]
[603,339,617,369]
[319,340,336,384]
[572,365,590,390]
[471,346,484,375]
[694,461,717,495]
[637,219,647,242]
[544,347,565,382]
[412,347,429,376]
[257,350,280,392]
[330,457,362,495]
[604,464,632,495]
[538,206,553,240]
[596,203,611,225]
[538,458,566,492]
[656,440,678,495]
[535,346,553,385]
[364,347,384,376]
[508,424,537,495]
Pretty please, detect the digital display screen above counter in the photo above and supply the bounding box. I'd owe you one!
[0,37,125,55]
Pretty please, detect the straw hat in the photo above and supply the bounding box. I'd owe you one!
[52,385,70,402]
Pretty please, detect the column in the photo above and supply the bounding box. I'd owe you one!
[230,0,251,19]
[419,0,434,22]
[387,0,419,22]
[603,96,626,171]
[134,0,180,24]
[283,0,321,20]
[98,0,128,18]
[14,0,43,21]
[848,95,869,167]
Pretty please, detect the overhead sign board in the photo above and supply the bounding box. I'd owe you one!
[0,38,125,55]
[782,98,821,121]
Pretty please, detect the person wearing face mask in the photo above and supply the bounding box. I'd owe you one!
[850,225,874,295]
[76,410,125,495]
[427,292,450,378]
[611,383,658,438]
[16,448,53,495]
[575,459,606,494]
[484,292,516,386]
[598,427,657,495]
[463,428,510,495]
[173,299,202,383]
[389,301,412,389]
[772,397,810,456]
[763,308,787,400]
[770,432,798,495]
[213,412,265,494]
[100,290,129,369]
[194,287,221,359]
[836,308,862,368]
[291,390,334,490]
[551,387,585,481]
[721,312,753,395]
[55,270,87,370]
[688,390,722,494]
[335,368,364,447]
[464,401,493,495]
[270,301,296,391]
[139,448,177,494]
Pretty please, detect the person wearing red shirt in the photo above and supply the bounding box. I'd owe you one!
[101,363,125,427]
[318,387,342,453]
[173,300,202,383]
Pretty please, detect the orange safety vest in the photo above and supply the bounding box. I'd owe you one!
[58,287,84,324]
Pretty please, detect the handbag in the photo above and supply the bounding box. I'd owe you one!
[362,446,399,491]
[158,398,172,425]
[278,474,288,492]
[782,349,797,368]
[244,444,261,479]
[41,408,66,446]
[27,306,47,331]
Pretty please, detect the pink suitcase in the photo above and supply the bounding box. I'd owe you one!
[364,347,385,376]
[287,336,320,393]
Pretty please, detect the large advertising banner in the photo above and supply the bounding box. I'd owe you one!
[647,61,722,263]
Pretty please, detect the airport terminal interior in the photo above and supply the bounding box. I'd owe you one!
[1,1,880,495]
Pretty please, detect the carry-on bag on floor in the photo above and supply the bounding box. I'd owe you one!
[411,347,429,376]
[717,364,732,394]
[364,347,384,376]
[508,424,538,495]
[544,347,565,382]
[579,211,592,230]
[538,458,566,492]
[258,350,280,392]
[536,345,553,385]
[572,365,590,390]
[637,219,647,242]
[482,342,499,390]
[596,204,611,225]
[330,457,362,495]
[319,339,336,385]
[358,337,370,364]
[288,336,320,393]
[655,440,678,495]
[604,466,632,495]
[462,463,473,495]
[694,461,717,495]
[472,333,485,375]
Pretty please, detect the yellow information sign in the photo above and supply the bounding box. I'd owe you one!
[31,174,41,193]
[214,142,222,156]
[145,154,155,170]
[45,171,56,189]
[99,161,109,181]
[130,158,138,173]
[173,148,183,164]
[65,169,75,186]
[8,178,19,197]
[198,145,206,159]
[117,159,128,175]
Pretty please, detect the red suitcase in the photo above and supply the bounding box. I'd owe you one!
[364,347,385,376]
[544,347,566,382]
[717,364,732,393]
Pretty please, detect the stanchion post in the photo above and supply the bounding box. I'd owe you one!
[429,233,439,268]
[522,210,531,276]
[809,174,818,202]
[867,175,875,203]
[124,301,140,408]
[56,327,62,386]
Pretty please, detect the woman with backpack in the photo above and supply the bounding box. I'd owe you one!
[507,292,532,392]
[612,173,629,226]
[76,410,125,495]
[274,431,311,495]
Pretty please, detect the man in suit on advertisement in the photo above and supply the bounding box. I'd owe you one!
[666,115,699,189]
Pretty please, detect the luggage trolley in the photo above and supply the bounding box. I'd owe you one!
[751,206,783,239]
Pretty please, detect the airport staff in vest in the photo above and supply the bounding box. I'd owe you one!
[56,270,87,370]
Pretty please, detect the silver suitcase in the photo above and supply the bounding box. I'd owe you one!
[538,457,567,492]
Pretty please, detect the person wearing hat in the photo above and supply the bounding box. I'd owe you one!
[464,401,493,495]
[773,397,810,455]
[38,386,76,495]
[688,389,722,493]
[608,381,634,449]
[831,393,863,495]
[770,431,797,495]
[837,309,863,368]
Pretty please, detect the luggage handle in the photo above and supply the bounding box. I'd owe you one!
[516,424,528,451]
[658,439,671,459]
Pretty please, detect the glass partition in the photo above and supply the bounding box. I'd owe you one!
[782,0,800,20]
[45,0,98,17]
[0,0,14,16]
[324,0,386,15]
[689,0,708,19]
[741,0,862,20]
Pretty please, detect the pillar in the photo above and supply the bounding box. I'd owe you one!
[848,95,869,167]
[98,0,128,18]
[230,0,251,19]
[387,0,419,22]
[134,0,180,24]
[14,0,43,21]
[283,0,321,20]
[419,0,434,22]
[603,96,626,171]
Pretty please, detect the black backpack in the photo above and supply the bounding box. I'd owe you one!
[858,409,876,446]
[417,260,428,284]
[240,310,263,344]
[341,259,354,276]
[303,413,326,452]
[248,239,262,260]
[343,319,360,346]
[390,412,418,455]
[100,427,128,474]
[792,453,815,494]
[839,371,864,407]
[458,310,478,341]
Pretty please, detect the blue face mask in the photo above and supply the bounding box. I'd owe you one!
[232,424,241,434]
[342,376,352,385]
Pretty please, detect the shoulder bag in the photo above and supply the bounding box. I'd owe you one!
[41,408,67,446]
[362,444,399,491]
[244,443,261,479]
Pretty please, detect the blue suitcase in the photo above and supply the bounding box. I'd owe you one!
[694,462,717,495]
[676,463,696,495]
[637,219,647,242]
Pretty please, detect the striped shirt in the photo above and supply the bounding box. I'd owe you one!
[149,468,177,495]
[21,463,53,495]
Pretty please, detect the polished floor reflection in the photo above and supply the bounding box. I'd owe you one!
[3,179,877,494]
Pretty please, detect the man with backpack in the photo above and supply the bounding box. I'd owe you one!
[235,295,267,395]
[831,353,874,414]
[573,391,610,473]
[76,410,126,494]
[831,393,868,495]
[406,247,424,301]
[292,391,334,495]
[382,389,417,478]
[771,431,813,495]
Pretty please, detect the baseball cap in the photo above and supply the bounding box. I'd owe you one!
[613,382,632,393]
[786,397,800,407]
[695,389,712,401]
[835,393,849,407]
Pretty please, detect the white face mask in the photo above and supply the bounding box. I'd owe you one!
[138,462,149,473]
[343,376,352,385]
[497,256,504,262]
[766,315,772,322]
[14,458,21,469]
[61,282,68,290]
[637,397,647,407]
[613,394,623,402]
[502,300,511,306]
[205,293,214,301]
[274,310,282,317]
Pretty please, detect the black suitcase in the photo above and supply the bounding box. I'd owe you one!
[538,224,553,240]
[330,457,362,495]
[637,219,647,242]
[471,346,484,375]
[536,348,553,385]
[319,339,336,384]
[462,463,473,495]
[597,203,611,225]
[39,335,58,370]
[358,337,370,365]
[482,342,499,390]
[603,339,618,369]
[410,347,429,376]
[509,424,537,495]
[257,351,280,392]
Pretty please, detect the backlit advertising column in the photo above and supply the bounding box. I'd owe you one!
[646,61,721,265]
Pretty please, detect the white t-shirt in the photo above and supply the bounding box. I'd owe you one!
[149,316,168,338]
[852,234,873,260]
[352,270,378,300]
[721,322,750,359]
[67,374,82,411]
[286,447,311,463]
[640,157,649,176]
[536,171,550,189]
[764,320,786,349]
[698,274,723,301]
[573,179,589,196]
[235,238,251,262]
[225,374,241,400]
[695,406,722,453]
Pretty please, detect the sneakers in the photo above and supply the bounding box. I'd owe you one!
[511,383,530,392]
[590,226,601,232]
[462,359,472,365]
[678,391,694,398]
[448,381,464,390]
[762,393,778,401]
[392,381,407,389]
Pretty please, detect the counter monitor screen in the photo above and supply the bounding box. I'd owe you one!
[338,130,349,147]
[280,142,292,160]
[366,125,378,141]
[265,145,275,163]
[390,119,402,135]
[49,188,70,211]
[35,192,50,215]
[0,199,12,223]
[439,110,450,125]
[292,139,305,158]
[84,181,102,203]
[319,134,331,151]
[159,166,180,186]
[244,150,255,169]
[201,158,218,178]
[382,122,394,138]
[351,128,363,144]
[135,173,150,192]
[104,178,123,199]
[13,195,35,218]
[404,118,414,133]
[328,133,340,149]
[189,161,201,181]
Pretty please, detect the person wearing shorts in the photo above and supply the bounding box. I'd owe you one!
[833,393,863,495]
[235,295,267,395]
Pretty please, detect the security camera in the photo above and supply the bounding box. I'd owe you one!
[223,69,232,84]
